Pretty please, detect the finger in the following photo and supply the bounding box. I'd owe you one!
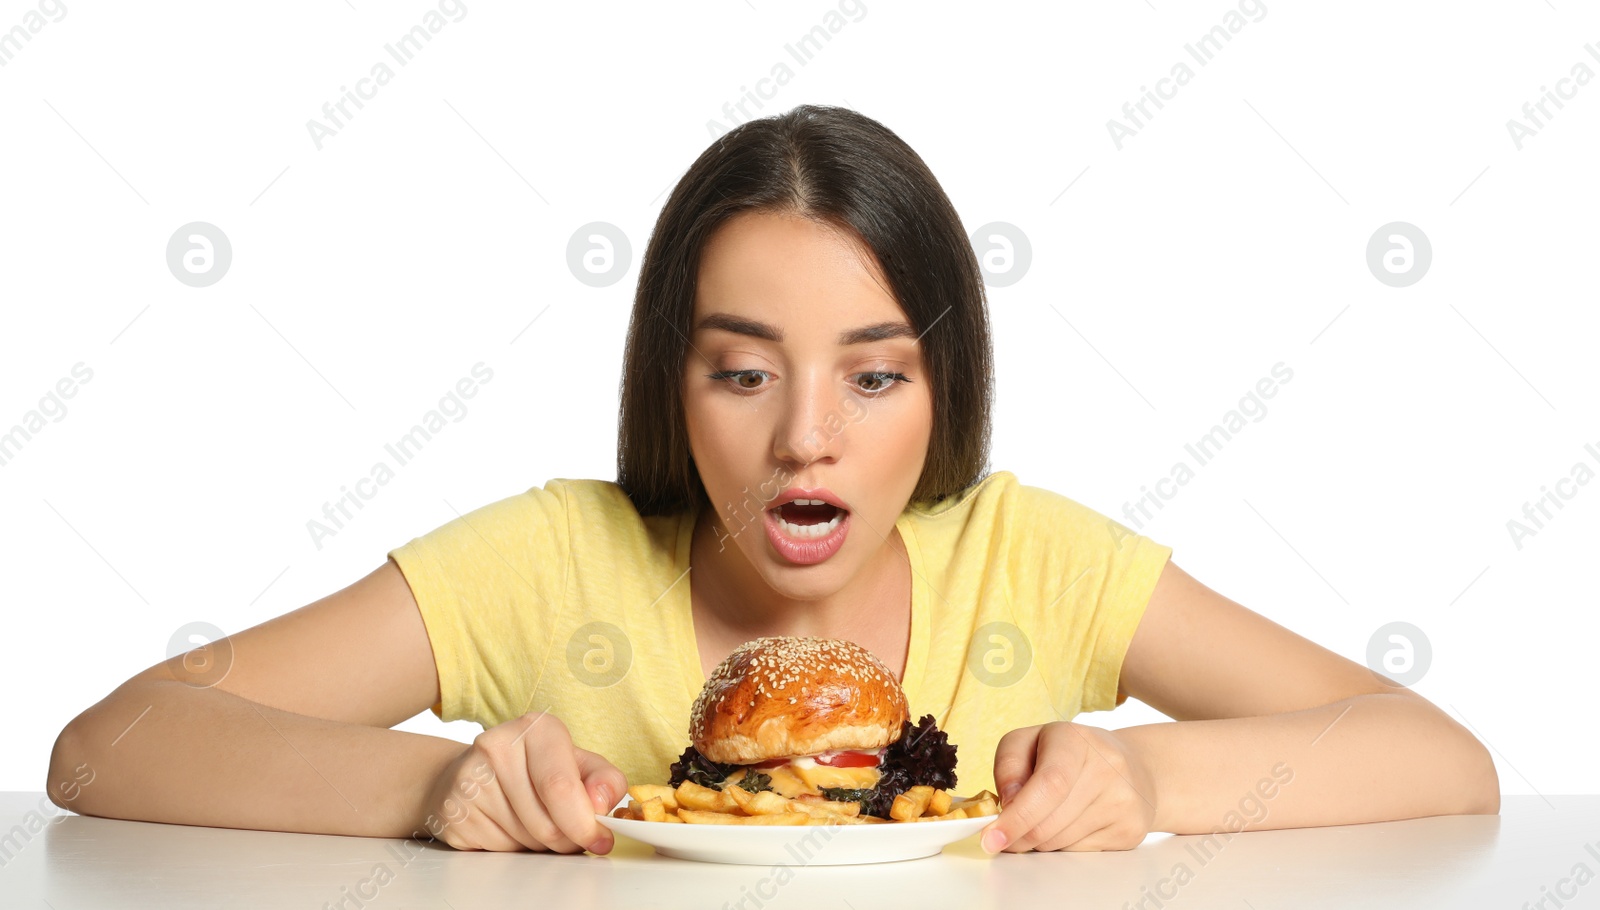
[574,750,628,854]
[472,758,569,852]
[524,717,606,851]
[574,748,629,815]
[475,815,533,853]
[982,724,1088,854]
[486,716,588,850]
[439,795,523,852]
[991,725,1043,807]
[1022,786,1119,853]
[485,744,583,853]
[1006,724,1113,851]
[1004,777,1103,853]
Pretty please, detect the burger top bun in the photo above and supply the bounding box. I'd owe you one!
[690,636,910,765]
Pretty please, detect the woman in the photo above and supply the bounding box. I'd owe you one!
[46,105,1498,857]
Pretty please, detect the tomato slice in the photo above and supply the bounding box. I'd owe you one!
[817,751,881,768]
[746,751,882,771]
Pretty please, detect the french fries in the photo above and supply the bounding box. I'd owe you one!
[673,780,738,813]
[608,779,1003,826]
[890,785,935,821]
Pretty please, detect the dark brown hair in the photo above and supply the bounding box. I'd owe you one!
[616,104,993,517]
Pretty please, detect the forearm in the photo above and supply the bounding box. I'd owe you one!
[46,678,465,838]
[1116,692,1500,835]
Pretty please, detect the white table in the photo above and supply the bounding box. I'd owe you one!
[0,792,1586,908]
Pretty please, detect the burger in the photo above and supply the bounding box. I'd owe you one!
[668,636,958,819]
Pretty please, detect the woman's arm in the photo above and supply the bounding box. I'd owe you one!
[1113,560,1500,833]
[45,559,466,838]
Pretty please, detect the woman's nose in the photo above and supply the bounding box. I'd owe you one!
[771,372,846,466]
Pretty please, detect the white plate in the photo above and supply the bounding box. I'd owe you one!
[595,800,991,865]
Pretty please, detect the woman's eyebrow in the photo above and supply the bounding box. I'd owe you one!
[694,312,917,345]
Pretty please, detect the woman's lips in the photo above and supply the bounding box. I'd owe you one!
[764,504,850,565]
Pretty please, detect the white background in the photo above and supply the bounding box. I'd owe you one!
[1,0,1594,798]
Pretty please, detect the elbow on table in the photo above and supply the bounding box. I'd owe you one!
[45,714,102,816]
[1460,727,1501,816]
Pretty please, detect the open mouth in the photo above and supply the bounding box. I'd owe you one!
[769,500,847,539]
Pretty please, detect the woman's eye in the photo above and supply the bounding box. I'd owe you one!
[854,371,911,394]
[707,369,770,391]
[705,370,912,395]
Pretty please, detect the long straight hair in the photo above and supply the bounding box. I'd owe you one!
[616,105,993,517]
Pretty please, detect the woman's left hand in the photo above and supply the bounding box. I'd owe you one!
[982,721,1158,853]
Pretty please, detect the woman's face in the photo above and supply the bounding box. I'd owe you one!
[683,210,933,599]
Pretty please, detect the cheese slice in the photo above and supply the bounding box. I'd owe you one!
[764,765,812,798]
[794,763,881,791]
[724,757,884,797]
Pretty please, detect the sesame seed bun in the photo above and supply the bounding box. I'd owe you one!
[689,636,910,765]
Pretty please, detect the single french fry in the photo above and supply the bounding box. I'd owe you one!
[724,782,757,813]
[675,780,737,812]
[629,784,679,810]
[970,797,1000,818]
[662,811,684,823]
[792,795,861,817]
[611,802,643,821]
[676,809,744,824]
[927,789,953,817]
[891,785,935,821]
[950,789,996,806]
[890,795,917,821]
[745,790,798,816]
[641,796,668,823]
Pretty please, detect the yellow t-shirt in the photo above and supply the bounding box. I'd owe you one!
[386,470,1172,798]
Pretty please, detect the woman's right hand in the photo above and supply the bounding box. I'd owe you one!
[419,709,628,854]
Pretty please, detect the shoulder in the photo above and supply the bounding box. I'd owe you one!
[902,470,1169,593]
[391,477,673,556]
[904,470,1122,536]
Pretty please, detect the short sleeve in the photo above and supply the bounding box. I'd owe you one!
[1010,483,1173,716]
[386,481,571,726]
